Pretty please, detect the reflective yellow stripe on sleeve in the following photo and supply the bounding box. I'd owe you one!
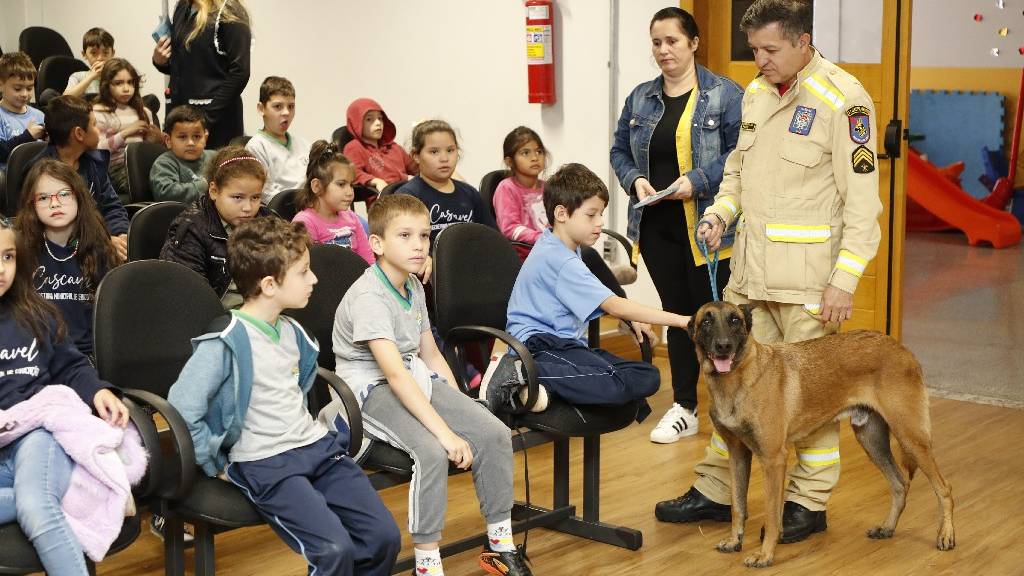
[802,74,846,110]
[835,249,868,277]
[765,223,831,243]
[710,432,729,457]
[716,197,739,218]
[747,78,766,94]
[796,446,840,467]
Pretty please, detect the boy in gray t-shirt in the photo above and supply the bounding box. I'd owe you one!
[169,217,399,575]
[332,195,532,576]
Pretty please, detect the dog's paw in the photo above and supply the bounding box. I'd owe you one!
[716,538,742,553]
[866,526,894,539]
[936,525,956,551]
[743,552,773,568]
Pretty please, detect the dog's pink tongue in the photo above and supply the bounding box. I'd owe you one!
[713,354,734,373]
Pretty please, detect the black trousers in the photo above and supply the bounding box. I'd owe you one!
[638,200,730,410]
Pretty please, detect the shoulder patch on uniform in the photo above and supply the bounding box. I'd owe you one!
[741,122,757,132]
[846,105,871,144]
[852,145,875,173]
[789,106,816,136]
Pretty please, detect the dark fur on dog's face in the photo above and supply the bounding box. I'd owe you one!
[687,301,754,374]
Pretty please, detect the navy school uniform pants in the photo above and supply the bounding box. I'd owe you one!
[525,333,660,422]
[226,432,401,576]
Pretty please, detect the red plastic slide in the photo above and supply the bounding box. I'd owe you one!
[906,149,1021,248]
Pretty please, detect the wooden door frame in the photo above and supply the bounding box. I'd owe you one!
[687,0,912,338]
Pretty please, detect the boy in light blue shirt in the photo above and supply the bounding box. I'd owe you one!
[493,163,692,421]
[0,52,45,168]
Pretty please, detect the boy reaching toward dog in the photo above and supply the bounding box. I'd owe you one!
[487,163,689,421]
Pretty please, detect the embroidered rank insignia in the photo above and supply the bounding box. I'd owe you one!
[741,122,757,132]
[846,105,871,144]
[852,145,875,173]
[789,106,816,135]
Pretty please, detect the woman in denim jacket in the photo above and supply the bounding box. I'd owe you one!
[610,7,742,444]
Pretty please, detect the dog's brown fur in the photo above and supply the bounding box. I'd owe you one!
[688,301,955,568]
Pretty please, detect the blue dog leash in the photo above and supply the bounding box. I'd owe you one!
[698,238,720,302]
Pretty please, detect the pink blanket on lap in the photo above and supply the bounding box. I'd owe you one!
[0,385,148,561]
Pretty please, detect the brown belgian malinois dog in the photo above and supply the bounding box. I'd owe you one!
[688,301,956,568]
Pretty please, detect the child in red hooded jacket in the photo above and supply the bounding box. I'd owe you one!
[342,98,417,193]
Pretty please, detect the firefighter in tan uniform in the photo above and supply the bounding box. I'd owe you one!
[654,0,882,544]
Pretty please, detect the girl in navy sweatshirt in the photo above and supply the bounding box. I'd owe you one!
[15,159,120,358]
[0,214,128,575]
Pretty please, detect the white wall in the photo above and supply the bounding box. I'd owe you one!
[912,0,1024,67]
[1,0,682,305]
[813,0,883,64]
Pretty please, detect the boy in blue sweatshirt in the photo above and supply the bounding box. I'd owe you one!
[168,216,399,576]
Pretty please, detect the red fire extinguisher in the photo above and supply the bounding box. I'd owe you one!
[525,0,555,103]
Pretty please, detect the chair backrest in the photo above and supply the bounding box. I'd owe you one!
[267,188,299,221]
[3,140,46,216]
[35,55,87,100]
[228,135,251,147]
[127,201,187,261]
[431,222,522,335]
[125,141,169,203]
[18,27,73,70]
[380,181,404,197]
[286,243,369,371]
[332,125,354,149]
[94,260,225,398]
[580,246,626,298]
[477,169,507,222]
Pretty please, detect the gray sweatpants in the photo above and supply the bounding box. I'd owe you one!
[361,381,514,544]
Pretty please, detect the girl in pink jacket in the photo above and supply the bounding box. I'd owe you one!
[493,126,549,260]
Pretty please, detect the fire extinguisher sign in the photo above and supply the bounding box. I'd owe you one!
[526,25,552,65]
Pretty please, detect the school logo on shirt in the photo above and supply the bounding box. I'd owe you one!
[327,226,354,249]
[789,106,816,136]
[429,205,474,231]
[33,266,92,301]
[0,338,41,377]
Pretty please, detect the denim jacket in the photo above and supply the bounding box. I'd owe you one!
[167,313,324,476]
[610,65,743,246]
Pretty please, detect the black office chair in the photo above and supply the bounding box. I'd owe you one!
[3,141,46,216]
[432,222,650,552]
[478,169,507,221]
[125,141,169,204]
[227,135,251,147]
[267,188,298,221]
[331,125,354,149]
[18,27,72,71]
[142,95,161,130]
[35,55,88,102]
[126,201,187,261]
[94,260,362,576]
[379,181,404,197]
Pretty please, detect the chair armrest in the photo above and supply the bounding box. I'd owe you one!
[444,326,540,415]
[602,228,636,269]
[122,397,161,500]
[121,388,196,500]
[316,367,363,458]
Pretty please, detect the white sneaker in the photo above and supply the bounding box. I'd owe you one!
[650,403,698,443]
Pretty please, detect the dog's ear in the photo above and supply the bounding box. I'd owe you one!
[686,313,696,337]
[738,304,754,332]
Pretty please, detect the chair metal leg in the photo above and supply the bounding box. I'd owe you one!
[193,522,216,576]
[86,559,97,576]
[553,438,570,509]
[162,510,186,576]
[544,436,644,550]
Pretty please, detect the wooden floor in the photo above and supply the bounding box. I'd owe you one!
[95,356,1024,576]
